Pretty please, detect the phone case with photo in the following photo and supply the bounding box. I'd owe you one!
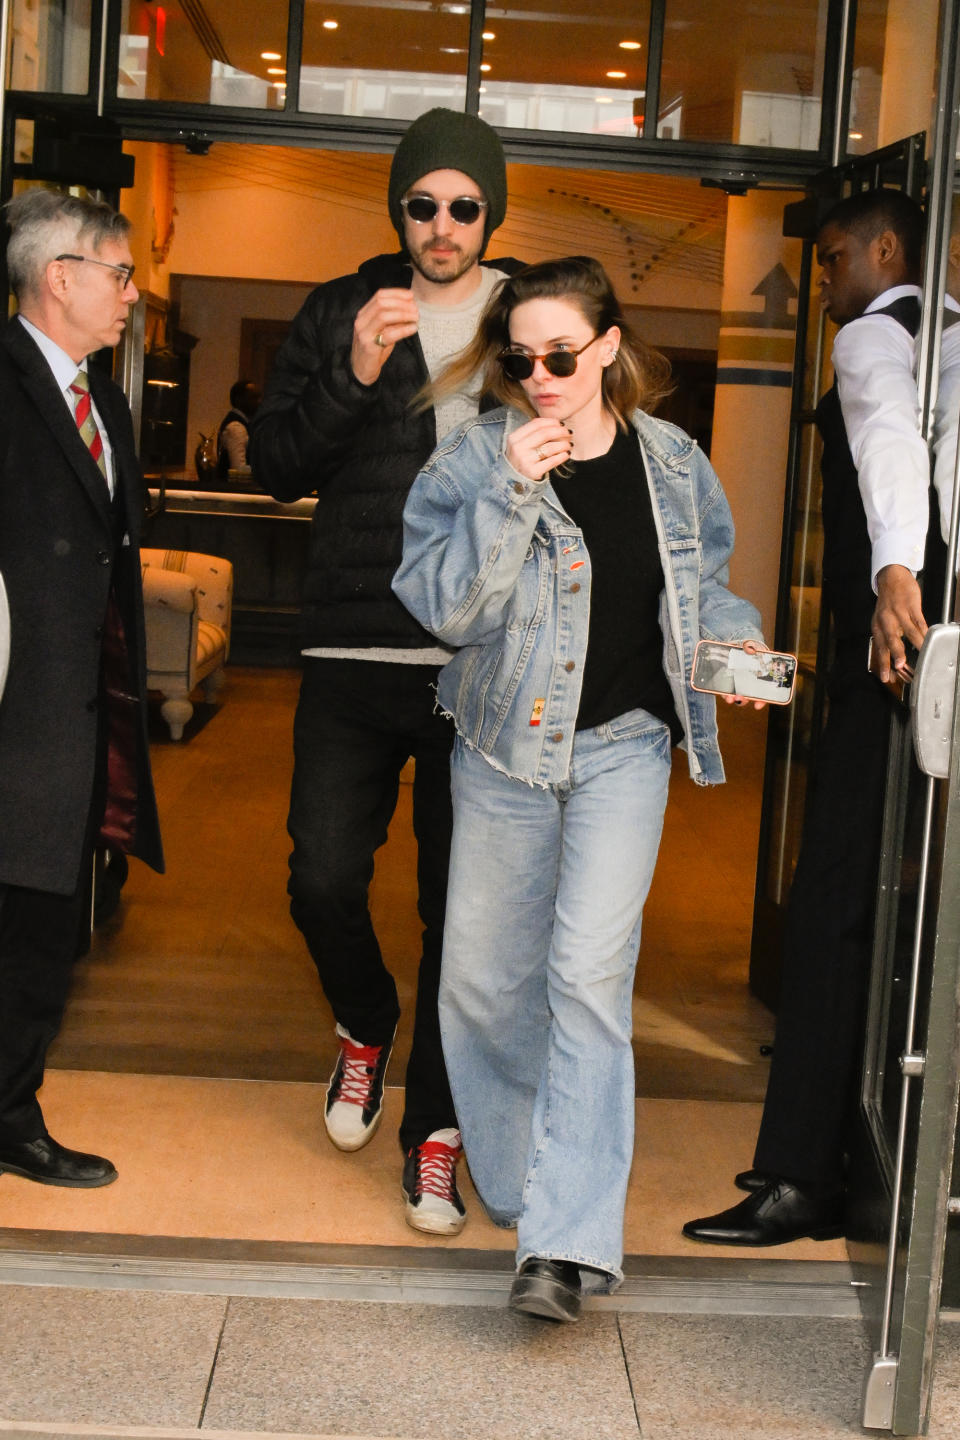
[690,640,798,705]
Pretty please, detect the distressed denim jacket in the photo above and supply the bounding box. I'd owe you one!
[393,405,764,787]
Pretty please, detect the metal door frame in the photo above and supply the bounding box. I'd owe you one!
[857,0,960,1430]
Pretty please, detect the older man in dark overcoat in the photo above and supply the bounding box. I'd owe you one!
[0,189,163,1188]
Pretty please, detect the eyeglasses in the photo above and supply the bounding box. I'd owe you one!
[55,253,136,287]
[400,195,488,226]
[498,332,602,382]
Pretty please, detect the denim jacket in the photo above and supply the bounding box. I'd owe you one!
[393,405,764,787]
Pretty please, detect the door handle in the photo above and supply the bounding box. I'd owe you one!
[0,571,8,701]
[910,622,960,778]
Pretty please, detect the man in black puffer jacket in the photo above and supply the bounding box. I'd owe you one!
[251,107,522,1236]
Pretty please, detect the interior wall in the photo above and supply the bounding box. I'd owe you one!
[175,276,314,457]
[165,173,398,285]
[173,281,719,462]
[118,138,785,626]
[153,144,727,311]
[876,0,940,149]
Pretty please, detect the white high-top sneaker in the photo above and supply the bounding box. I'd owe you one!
[401,1127,467,1235]
[324,1023,394,1151]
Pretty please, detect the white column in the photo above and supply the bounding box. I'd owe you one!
[708,191,804,636]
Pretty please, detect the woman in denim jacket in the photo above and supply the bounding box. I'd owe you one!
[393,257,764,1323]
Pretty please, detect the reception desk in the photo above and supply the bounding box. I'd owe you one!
[144,487,315,665]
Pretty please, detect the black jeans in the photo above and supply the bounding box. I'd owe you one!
[754,653,895,1187]
[287,657,456,1151]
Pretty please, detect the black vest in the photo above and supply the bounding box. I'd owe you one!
[814,295,921,643]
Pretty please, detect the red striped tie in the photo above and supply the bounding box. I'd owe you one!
[69,370,108,482]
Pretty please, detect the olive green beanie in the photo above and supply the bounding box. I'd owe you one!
[388,108,507,256]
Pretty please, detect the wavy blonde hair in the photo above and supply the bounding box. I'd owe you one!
[418,255,672,427]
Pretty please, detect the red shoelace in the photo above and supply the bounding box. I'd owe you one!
[412,1135,461,1198]
[334,1037,383,1106]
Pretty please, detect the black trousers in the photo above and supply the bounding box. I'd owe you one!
[0,678,108,1144]
[754,651,896,1186]
[0,879,91,1142]
[287,657,456,1151]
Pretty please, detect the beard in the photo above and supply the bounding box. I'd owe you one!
[408,236,482,285]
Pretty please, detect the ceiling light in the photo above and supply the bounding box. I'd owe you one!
[596,96,613,104]
[606,70,626,79]
[267,67,286,75]
[273,81,286,89]
[261,51,281,60]
[480,62,491,72]
[323,19,338,29]
[482,31,495,40]
[619,40,642,50]
[848,130,863,140]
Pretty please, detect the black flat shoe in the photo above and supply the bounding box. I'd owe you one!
[0,1134,118,1188]
[682,1180,844,1247]
[509,1257,582,1323]
[734,1168,773,1193]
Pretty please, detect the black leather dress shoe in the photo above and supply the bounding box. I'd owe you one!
[0,1134,118,1188]
[682,1180,844,1247]
[734,1168,772,1193]
[509,1257,582,1322]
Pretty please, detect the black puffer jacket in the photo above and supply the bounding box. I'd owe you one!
[250,251,522,650]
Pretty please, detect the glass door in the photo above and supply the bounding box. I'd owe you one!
[750,130,925,1010]
[754,4,960,1429]
[851,6,960,1422]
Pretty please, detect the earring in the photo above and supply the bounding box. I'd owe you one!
[608,349,619,362]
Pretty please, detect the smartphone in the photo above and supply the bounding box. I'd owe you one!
[691,640,798,705]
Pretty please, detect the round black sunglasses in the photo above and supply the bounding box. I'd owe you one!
[400,195,488,226]
[497,333,602,382]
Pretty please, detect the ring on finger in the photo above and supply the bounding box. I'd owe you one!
[536,445,547,460]
[374,332,387,348]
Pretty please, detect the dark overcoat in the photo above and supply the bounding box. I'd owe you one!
[0,318,163,895]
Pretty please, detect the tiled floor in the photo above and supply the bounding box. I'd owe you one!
[1,1288,959,1439]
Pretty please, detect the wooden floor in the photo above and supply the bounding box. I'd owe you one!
[49,665,775,1104]
[23,667,848,1264]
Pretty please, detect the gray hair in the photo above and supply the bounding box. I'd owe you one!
[4,189,131,302]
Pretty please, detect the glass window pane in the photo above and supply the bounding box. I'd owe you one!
[847,0,887,156]
[118,0,289,109]
[659,0,829,147]
[846,0,940,159]
[479,2,649,138]
[8,0,91,94]
[300,1,470,120]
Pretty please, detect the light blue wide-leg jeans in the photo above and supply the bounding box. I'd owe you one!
[439,711,672,1293]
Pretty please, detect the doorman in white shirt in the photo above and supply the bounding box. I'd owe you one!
[685,188,930,1246]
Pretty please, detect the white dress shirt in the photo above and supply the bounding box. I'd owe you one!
[18,313,116,498]
[831,284,926,588]
[933,293,960,545]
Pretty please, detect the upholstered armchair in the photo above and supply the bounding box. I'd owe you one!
[140,549,233,740]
